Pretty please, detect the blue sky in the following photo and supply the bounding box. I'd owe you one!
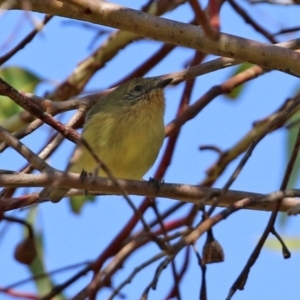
[1,1,300,299]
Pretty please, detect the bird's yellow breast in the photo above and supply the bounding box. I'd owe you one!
[69,100,165,180]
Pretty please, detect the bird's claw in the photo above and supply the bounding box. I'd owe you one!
[148,177,162,193]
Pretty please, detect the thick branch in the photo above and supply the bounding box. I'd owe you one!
[4,0,300,76]
[0,173,300,212]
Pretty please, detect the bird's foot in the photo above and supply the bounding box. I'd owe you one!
[148,177,163,194]
[79,169,94,196]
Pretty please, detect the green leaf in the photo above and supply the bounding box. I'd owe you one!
[0,66,42,121]
[69,194,96,214]
[278,112,300,226]
[265,236,300,251]
[29,233,56,296]
[224,62,253,100]
[285,111,300,189]
[24,207,64,299]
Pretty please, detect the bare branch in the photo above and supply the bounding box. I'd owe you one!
[3,0,300,76]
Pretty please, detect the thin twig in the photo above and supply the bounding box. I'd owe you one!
[141,255,175,299]
[0,107,87,199]
[3,261,90,290]
[227,0,277,43]
[107,252,166,300]
[192,244,207,300]
[227,125,300,298]
[0,125,49,172]
[188,0,219,40]
[0,15,53,65]
[207,139,258,216]
[0,78,81,144]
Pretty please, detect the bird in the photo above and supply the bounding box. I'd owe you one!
[39,76,172,203]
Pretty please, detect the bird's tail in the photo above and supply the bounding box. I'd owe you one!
[39,187,69,203]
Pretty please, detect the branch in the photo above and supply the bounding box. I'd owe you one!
[203,93,300,186]
[1,173,300,213]
[0,14,53,65]
[0,126,48,172]
[4,0,300,76]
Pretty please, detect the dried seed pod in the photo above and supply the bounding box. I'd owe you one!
[14,236,37,265]
[202,229,224,265]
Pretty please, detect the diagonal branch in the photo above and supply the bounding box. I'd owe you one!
[3,0,300,76]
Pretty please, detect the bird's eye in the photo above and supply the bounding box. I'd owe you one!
[133,84,143,92]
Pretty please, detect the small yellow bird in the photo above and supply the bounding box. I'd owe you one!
[40,76,172,203]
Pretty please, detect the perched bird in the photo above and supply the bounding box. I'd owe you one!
[40,76,172,203]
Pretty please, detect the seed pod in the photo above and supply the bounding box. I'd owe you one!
[14,236,37,265]
[202,229,224,265]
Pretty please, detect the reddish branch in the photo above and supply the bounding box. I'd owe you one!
[0,78,80,144]
[188,0,219,39]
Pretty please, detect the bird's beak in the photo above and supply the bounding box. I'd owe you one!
[156,78,173,89]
